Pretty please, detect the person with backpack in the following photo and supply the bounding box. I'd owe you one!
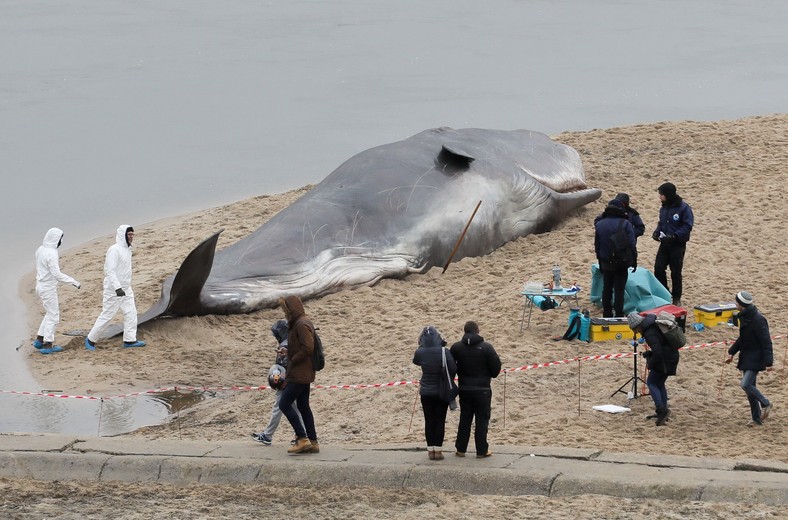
[595,199,637,317]
[725,291,774,427]
[614,193,646,239]
[651,182,694,307]
[277,295,319,454]
[450,321,501,458]
[628,311,680,426]
[251,319,304,446]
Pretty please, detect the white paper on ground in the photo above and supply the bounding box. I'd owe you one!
[593,404,631,413]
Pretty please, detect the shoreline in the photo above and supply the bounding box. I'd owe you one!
[18,115,788,466]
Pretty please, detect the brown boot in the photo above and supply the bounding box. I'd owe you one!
[428,450,435,460]
[287,437,312,454]
[433,450,444,461]
[307,440,320,454]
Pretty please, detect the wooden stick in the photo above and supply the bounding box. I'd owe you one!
[442,200,482,273]
[502,370,507,429]
[408,387,420,434]
[577,356,581,416]
[781,336,787,386]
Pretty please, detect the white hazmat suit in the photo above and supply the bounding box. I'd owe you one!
[35,228,80,345]
[86,225,140,344]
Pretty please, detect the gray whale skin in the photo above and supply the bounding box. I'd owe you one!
[130,127,601,332]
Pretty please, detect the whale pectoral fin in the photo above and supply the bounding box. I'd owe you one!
[436,145,475,175]
[164,229,223,316]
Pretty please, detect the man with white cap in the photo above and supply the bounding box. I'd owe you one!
[84,225,146,350]
[33,228,81,354]
[725,291,773,426]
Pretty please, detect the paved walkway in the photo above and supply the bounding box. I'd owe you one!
[3,433,788,504]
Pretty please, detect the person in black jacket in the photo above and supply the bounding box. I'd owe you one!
[651,182,694,306]
[413,325,456,461]
[614,192,646,239]
[595,199,637,317]
[449,321,502,458]
[725,291,774,426]
[628,311,679,426]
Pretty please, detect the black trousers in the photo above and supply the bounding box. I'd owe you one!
[454,389,492,455]
[601,266,629,317]
[420,395,449,448]
[654,243,686,301]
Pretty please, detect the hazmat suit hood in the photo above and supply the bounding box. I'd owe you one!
[42,228,64,249]
[116,225,133,248]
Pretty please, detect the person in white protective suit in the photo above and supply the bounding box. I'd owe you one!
[33,228,81,354]
[84,225,146,350]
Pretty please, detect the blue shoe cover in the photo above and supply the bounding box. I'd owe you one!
[33,339,44,349]
[39,346,64,355]
[123,340,146,348]
[84,337,96,351]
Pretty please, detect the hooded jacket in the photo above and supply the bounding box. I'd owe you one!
[35,227,77,291]
[280,295,315,384]
[271,319,290,368]
[641,314,680,376]
[728,305,773,372]
[104,225,134,292]
[413,326,456,397]
[594,206,637,269]
[654,194,694,244]
[449,332,501,390]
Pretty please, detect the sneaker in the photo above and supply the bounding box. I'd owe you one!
[84,337,96,351]
[33,339,44,349]
[455,451,466,457]
[761,403,774,421]
[123,340,146,348]
[251,432,272,445]
[747,420,763,427]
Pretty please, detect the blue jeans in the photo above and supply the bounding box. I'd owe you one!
[279,382,317,441]
[646,370,669,409]
[741,370,770,423]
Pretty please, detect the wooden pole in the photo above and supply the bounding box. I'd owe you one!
[442,200,482,273]
[502,370,507,429]
[408,387,420,434]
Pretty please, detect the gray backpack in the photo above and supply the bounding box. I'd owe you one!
[655,311,686,350]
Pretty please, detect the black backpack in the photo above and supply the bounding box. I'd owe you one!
[609,220,634,268]
[311,325,325,371]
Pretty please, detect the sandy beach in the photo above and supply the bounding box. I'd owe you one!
[12,115,788,517]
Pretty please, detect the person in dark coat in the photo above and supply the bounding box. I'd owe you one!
[449,321,502,458]
[595,199,637,317]
[278,295,319,454]
[651,182,694,306]
[628,311,679,426]
[614,192,646,239]
[726,291,774,426]
[413,325,456,461]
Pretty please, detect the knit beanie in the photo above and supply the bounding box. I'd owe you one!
[627,311,644,330]
[735,291,754,307]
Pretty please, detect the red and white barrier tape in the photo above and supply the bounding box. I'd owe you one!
[3,334,783,401]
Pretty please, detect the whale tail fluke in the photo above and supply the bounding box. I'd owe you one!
[98,230,223,339]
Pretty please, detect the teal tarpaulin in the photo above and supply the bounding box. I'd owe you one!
[589,264,671,314]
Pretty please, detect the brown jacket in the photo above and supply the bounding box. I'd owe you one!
[280,295,315,384]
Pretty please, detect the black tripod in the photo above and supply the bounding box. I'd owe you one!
[610,334,647,399]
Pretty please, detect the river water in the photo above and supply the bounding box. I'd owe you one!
[1,0,786,434]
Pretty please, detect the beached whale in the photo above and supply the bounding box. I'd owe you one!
[117,127,601,334]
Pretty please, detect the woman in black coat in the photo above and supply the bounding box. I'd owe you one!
[413,325,456,460]
[628,312,679,426]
